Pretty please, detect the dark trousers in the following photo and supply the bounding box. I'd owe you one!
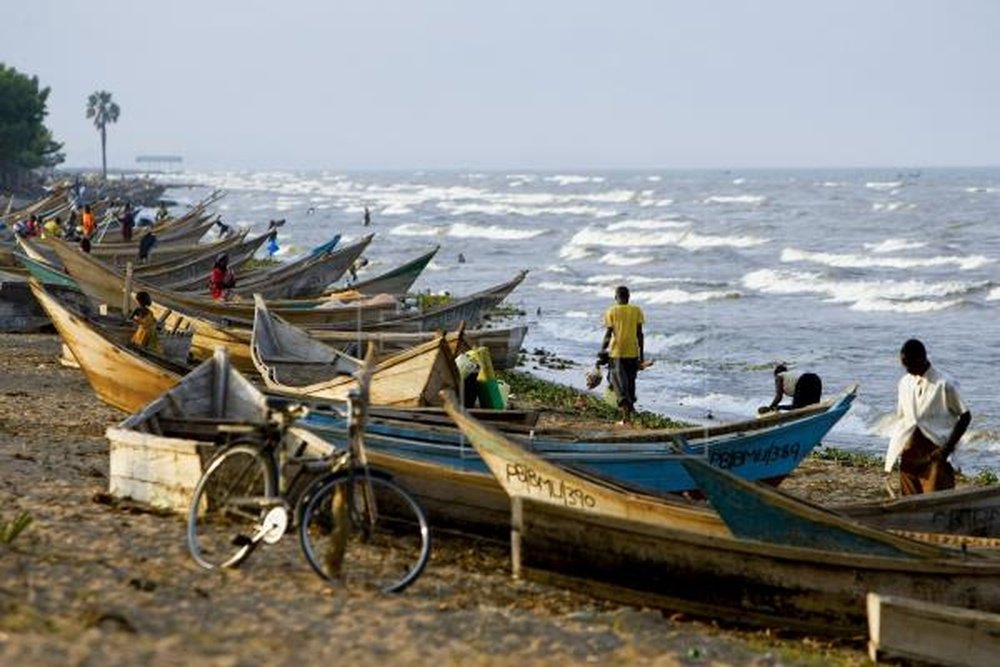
[900,428,955,495]
[791,373,822,408]
[611,357,640,410]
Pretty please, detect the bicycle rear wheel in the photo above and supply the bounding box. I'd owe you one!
[298,473,431,593]
[187,443,276,570]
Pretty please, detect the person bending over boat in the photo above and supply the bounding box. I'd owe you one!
[138,230,157,263]
[599,285,645,425]
[208,253,237,300]
[129,291,161,353]
[759,364,822,414]
[885,338,971,496]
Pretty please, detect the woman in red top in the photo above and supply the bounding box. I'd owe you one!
[208,254,236,300]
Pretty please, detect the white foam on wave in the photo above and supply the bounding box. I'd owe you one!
[437,201,616,218]
[866,181,902,191]
[863,238,926,253]
[606,219,688,231]
[644,332,702,353]
[558,245,593,261]
[545,174,606,186]
[538,280,739,305]
[565,225,767,252]
[564,311,591,319]
[646,175,662,182]
[964,186,1000,194]
[781,247,991,271]
[987,287,1000,301]
[637,197,674,207]
[702,194,767,206]
[743,268,981,312]
[851,297,962,313]
[598,252,655,266]
[389,221,546,240]
[872,201,913,212]
[380,204,413,215]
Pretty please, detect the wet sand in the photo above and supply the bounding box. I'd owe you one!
[0,333,887,665]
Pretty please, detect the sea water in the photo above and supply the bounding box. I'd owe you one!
[159,168,1000,473]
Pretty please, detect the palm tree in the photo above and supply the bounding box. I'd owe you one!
[85,91,120,179]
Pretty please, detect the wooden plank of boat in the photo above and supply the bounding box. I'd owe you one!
[251,294,462,406]
[27,279,184,412]
[440,396,1000,636]
[838,484,1000,538]
[678,449,949,558]
[867,592,1000,667]
[328,245,439,297]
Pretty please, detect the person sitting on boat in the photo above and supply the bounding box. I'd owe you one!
[759,364,822,414]
[129,291,161,353]
[209,253,237,300]
[599,285,645,425]
[885,338,971,496]
[42,216,64,238]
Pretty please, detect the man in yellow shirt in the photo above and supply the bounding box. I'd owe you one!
[600,285,645,424]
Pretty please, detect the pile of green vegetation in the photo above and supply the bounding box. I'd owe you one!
[498,369,689,430]
[417,292,452,310]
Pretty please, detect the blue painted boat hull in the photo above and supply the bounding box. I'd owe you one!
[303,391,856,494]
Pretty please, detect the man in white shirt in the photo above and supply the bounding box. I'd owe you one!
[885,339,971,495]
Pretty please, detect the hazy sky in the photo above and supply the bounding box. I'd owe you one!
[3,0,999,170]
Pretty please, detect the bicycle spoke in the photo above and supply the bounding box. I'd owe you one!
[187,444,275,570]
[299,475,431,593]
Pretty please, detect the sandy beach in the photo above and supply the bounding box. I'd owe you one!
[1,332,903,666]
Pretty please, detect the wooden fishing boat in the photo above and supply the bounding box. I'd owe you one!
[867,593,1000,667]
[102,349,534,512]
[328,246,439,297]
[226,233,372,299]
[362,270,529,332]
[91,213,217,250]
[105,348,270,509]
[678,447,949,558]
[837,484,1000,538]
[251,294,462,407]
[308,325,527,370]
[441,397,1000,636]
[130,229,276,289]
[47,235,400,325]
[290,388,856,536]
[28,279,187,412]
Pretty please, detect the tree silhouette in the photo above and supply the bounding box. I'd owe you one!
[85,90,120,179]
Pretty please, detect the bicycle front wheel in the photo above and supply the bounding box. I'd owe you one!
[299,473,431,593]
[187,443,276,570]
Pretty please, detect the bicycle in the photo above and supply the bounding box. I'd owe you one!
[185,376,431,593]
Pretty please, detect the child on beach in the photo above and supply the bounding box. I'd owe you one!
[129,291,161,353]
